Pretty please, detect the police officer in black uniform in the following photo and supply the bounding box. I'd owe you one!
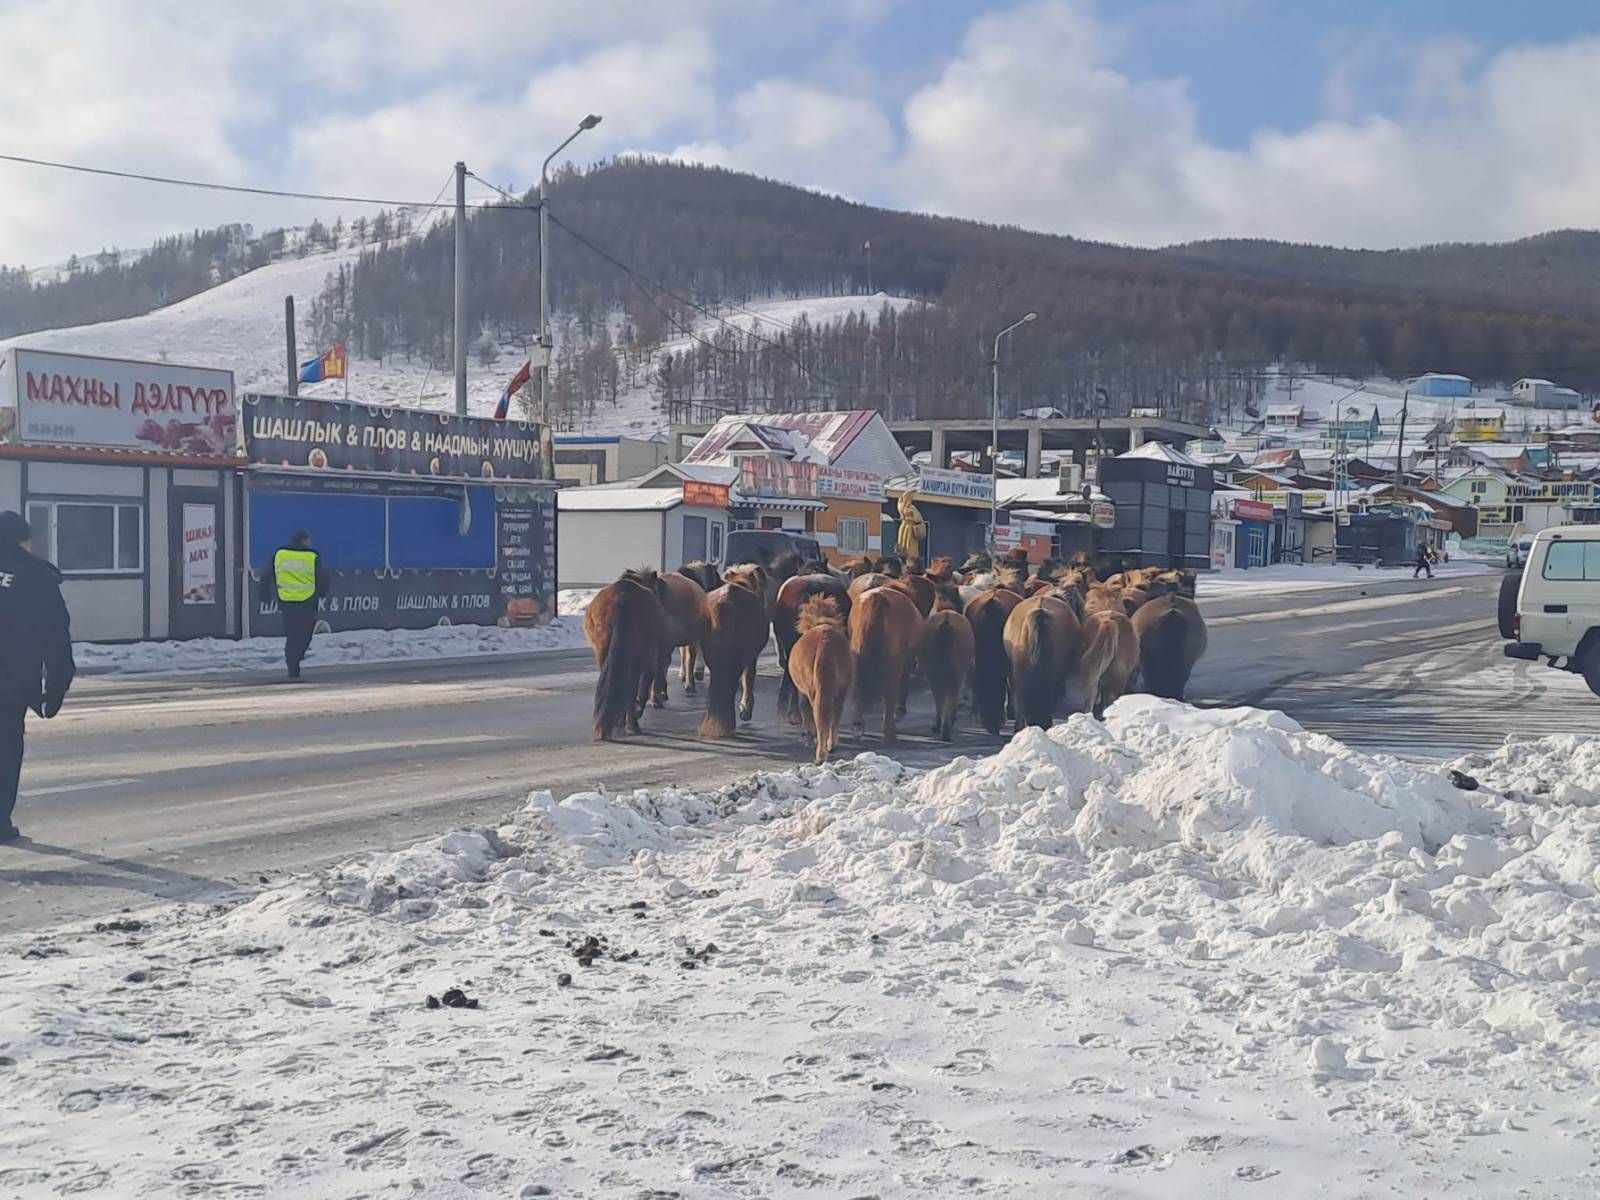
[0,511,75,841]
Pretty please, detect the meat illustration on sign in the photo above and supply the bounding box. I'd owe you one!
[134,411,236,455]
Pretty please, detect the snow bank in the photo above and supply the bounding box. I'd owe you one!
[1198,559,1493,600]
[3,700,1596,1196]
[73,618,587,675]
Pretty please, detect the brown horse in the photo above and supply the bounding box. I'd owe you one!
[887,573,935,618]
[1132,594,1207,700]
[1079,609,1139,719]
[773,571,852,722]
[848,586,922,743]
[848,571,892,603]
[926,556,956,584]
[840,555,879,578]
[965,587,1021,735]
[788,595,855,764]
[652,571,709,704]
[1084,582,1150,618]
[699,566,770,738]
[919,606,976,741]
[677,560,723,687]
[584,568,668,741]
[1003,592,1085,730]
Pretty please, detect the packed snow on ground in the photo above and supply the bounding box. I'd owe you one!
[73,619,587,676]
[556,586,600,616]
[1197,559,1495,600]
[2,697,1594,1197]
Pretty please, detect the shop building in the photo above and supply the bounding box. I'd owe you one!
[1097,442,1215,570]
[240,393,557,635]
[0,348,242,642]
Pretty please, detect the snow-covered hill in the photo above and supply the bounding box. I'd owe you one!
[1,245,915,435]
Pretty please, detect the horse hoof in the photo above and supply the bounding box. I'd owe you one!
[739,711,753,723]
[652,698,666,709]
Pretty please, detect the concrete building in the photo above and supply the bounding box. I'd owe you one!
[552,434,667,486]
[1513,378,1585,411]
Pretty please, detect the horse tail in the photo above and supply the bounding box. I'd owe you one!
[594,587,639,741]
[797,593,844,635]
[698,595,740,738]
[1015,606,1057,729]
[851,591,892,713]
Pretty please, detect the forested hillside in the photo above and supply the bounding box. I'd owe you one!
[321,159,1600,427]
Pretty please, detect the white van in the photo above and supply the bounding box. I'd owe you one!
[1503,525,1600,696]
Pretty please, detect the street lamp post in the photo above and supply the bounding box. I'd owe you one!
[989,311,1037,553]
[537,114,602,426]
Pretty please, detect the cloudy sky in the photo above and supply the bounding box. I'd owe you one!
[3,0,1598,265]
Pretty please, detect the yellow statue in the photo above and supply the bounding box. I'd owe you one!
[895,489,926,561]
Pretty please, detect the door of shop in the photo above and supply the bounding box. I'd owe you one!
[169,486,227,639]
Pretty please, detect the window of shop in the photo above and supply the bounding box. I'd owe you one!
[1247,526,1267,567]
[26,500,143,574]
[836,516,868,554]
[708,521,724,563]
[759,515,784,530]
[682,514,708,561]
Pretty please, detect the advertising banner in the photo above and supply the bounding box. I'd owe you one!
[682,479,731,508]
[817,465,885,502]
[180,503,218,605]
[1233,499,1274,522]
[3,348,236,454]
[918,466,993,503]
[243,392,544,479]
[738,457,819,499]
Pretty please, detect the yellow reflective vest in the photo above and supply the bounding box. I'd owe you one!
[273,548,318,603]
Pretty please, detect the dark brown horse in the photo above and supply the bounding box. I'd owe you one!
[698,565,770,738]
[848,586,922,743]
[773,571,852,722]
[1003,592,1085,730]
[677,559,723,687]
[788,595,855,764]
[1132,594,1207,700]
[583,568,668,741]
[653,571,709,703]
[964,587,1021,735]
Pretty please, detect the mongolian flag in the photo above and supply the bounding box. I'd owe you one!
[493,358,532,420]
[298,343,347,384]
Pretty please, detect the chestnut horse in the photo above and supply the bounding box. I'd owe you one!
[652,571,708,704]
[698,565,770,738]
[848,585,922,743]
[1082,609,1140,718]
[583,568,668,741]
[1003,592,1085,730]
[887,573,935,618]
[788,595,855,764]
[1132,594,1207,700]
[773,571,852,722]
[964,586,1021,735]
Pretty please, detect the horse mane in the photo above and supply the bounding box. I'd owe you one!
[876,555,905,578]
[932,580,963,612]
[995,564,1028,593]
[926,556,955,583]
[958,551,993,575]
[1035,557,1069,582]
[796,593,846,634]
[724,563,768,595]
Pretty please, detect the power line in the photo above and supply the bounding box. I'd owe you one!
[0,151,538,212]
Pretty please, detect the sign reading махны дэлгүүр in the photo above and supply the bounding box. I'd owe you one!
[242,393,545,479]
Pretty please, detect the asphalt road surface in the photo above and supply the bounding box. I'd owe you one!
[2,570,1589,935]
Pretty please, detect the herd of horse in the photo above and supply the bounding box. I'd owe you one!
[582,550,1208,762]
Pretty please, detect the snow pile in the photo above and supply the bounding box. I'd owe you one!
[3,700,1597,1196]
[556,586,599,615]
[73,618,586,675]
[1197,559,1492,600]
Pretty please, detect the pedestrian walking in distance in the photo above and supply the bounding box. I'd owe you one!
[265,530,329,679]
[0,511,75,842]
[1413,542,1434,580]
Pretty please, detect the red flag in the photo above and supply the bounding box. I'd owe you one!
[494,359,532,420]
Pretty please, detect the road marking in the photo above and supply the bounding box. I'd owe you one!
[1209,586,1472,626]
[20,776,139,798]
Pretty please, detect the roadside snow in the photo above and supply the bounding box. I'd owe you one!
[73,619,587,676]
[2,698,1594,1196]
[1199,559,1494,600]
[556,586,600,616]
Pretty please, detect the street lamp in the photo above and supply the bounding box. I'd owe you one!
[989,311,1037,553]
[538,114,603,425]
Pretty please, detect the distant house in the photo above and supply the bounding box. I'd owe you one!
[1263,402,1305,428]
[1452,405,1506,442]
[1250,447,1305,472]
[1412,372,1472,398]
[1514,378,1585,411]
[1327,405,1381,442]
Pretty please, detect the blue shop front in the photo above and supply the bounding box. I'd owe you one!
[241,393,558,636]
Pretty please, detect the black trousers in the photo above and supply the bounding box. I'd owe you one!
[0,703,25,830]
[283,601,318,673]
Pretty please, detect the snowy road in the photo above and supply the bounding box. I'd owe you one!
[1,570,1584,935]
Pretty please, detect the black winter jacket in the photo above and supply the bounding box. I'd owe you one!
[0,543,75,709]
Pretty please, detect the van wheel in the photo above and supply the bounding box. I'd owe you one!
[1497,571,1520,641]
[1583,640,1600,699]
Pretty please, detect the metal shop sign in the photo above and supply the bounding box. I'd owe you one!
[1091,500,1116,529]
[739,456,819,499]
[918,466,993,503]
[1233,499,1274,521]
[817,465,885,502]
[2,347,236,454]
[243,392,544,479]
[1165,462,1199,488]
[682,479,731,508]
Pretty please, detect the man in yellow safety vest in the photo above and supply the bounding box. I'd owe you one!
[265,530,329,679]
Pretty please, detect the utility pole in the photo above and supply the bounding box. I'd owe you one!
[538,115,603,429]
[989,311,1037,553]
[1393,387,1410,494]
[284,296,298,397]
[864,239,872,295]
[453,161,467,416]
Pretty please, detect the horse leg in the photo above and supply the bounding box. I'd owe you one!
[683,644,699,695]
[739,656,757,722]
[652,646,669,708]
[628,660,651,734]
